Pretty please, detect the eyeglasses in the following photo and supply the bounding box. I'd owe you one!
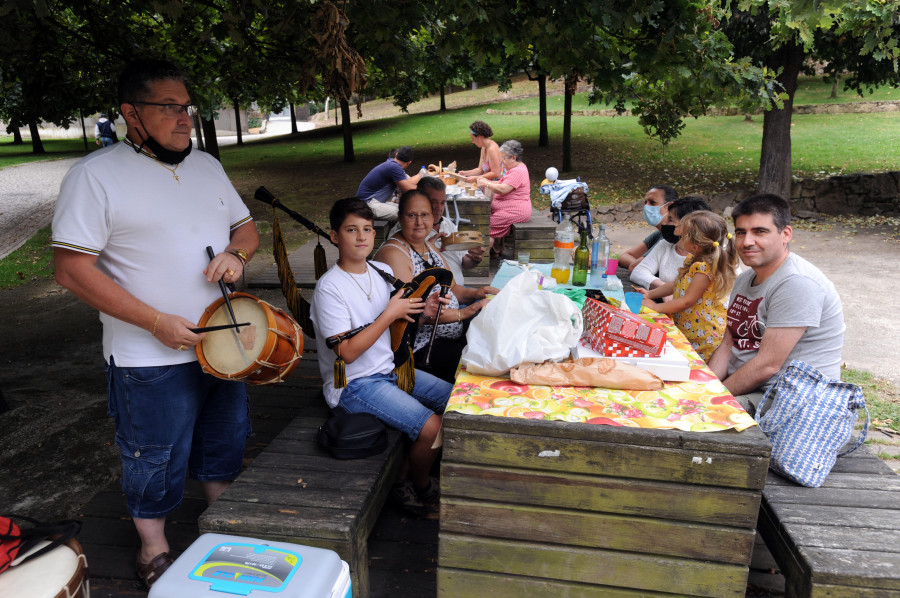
[403,211,431,222]
[501,155,513,162]
[132,101,198,117]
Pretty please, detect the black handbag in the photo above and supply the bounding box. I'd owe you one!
[317,412,388,460]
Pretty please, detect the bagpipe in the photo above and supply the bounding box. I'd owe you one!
[254,186,453,392]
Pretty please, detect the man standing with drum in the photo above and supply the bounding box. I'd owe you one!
[51,59,259,589]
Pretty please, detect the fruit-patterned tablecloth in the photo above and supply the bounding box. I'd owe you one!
[448,309,757,432]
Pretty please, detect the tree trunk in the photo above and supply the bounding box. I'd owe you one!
[340,98,354,163]
[758,41,804,201]
[290,101,298,134]
[538,74,548,147]
[201,117,220,161]
[830,76,839,99]
[11,128,23,144]
[440,81,446,111]
[233,101,243,146]
[28,121,44,154]
[562,75,576,172]
[193,113,205,152]
[80,113,89,153]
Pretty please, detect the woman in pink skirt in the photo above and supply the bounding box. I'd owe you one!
[477,140,532,258]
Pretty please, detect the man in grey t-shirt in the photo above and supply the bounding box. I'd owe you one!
[709,194,845,395]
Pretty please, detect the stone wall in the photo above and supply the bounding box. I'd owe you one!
[592,171,900,223]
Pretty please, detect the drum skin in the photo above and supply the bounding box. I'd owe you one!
[195,292,303,384]
[0,538,89,598]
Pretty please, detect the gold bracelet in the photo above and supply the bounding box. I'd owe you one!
[151,312,161,336]
[457,309,462,323]
[226,248,248,264]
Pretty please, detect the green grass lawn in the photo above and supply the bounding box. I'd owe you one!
[842,367,900,434]
[0,227,53,288]
[0,138,90,169]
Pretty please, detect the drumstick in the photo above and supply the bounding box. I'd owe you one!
[423,283,451,366]
[206,246,251,366]
[190,322,251,333]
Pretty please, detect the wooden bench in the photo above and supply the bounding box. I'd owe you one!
[742,395,900,597]
[198,366,407,598]
[509,210,556,262]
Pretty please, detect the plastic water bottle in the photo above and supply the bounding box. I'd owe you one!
[595,225,610,277]
[552,219,576,284]
[418,166,428,177]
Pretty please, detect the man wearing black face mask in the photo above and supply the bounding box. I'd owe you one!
[52,59,259,589]
[631,197,711,292]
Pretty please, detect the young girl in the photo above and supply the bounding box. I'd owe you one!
[637,211,738,362]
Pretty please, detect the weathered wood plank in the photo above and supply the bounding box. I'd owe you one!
[443,427,769,489]
[440,498,755,565]
[441,462,761,528]
[199,501,358,540]
[763,470,900,490]
[217,481,370,510]
[762,485,900,510]
[438,533,748,598]
[782,524,900,553]
[807,582,900,597]
[234,465,383,490]
[438,568,694,598]
[443,412,771,457]
[766,503,900,531]
[802,546,900,590]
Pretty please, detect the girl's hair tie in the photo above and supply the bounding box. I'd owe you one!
[726,233,733,240]
[712,241,720,247]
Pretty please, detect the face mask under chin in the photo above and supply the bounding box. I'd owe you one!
[141,135,192,165]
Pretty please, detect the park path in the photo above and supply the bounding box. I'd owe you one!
[0,158,78,260]
[0,116,304,260]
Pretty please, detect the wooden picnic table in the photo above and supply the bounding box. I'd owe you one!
[436,267,772,597]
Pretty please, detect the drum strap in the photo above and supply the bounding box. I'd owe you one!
[0,514,81,572]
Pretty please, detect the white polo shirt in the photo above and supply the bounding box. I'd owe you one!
[52,141,252,367]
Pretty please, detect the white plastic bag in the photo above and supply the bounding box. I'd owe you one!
[461,270,583,376]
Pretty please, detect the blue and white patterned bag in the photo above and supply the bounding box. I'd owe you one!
[755,360,869,488]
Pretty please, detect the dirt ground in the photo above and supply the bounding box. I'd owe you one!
[1,222,898,521]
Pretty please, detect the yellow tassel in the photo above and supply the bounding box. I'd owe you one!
[334,343,347,389]
[395,346,416,393]
[314,240,327,280]
[274,212,316,338]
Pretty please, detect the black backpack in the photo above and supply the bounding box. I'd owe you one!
[98,119,114,138]
[317,412,388,460]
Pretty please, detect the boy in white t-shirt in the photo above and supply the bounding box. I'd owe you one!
[311,198,451,517]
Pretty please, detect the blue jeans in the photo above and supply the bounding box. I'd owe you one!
[106,357,250,518]
[337,370,451,441]
[100,137,115,147]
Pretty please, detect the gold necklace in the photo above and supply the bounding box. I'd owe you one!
[341,262,373,301]
[125,138,181,183]
[152,159,180,182]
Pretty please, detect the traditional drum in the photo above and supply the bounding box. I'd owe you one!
[195,292,303,385]
[0,538,89,598]
[442,230,484,251]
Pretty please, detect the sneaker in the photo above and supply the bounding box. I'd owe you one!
[415,476,441,518]
[390,480,426,517]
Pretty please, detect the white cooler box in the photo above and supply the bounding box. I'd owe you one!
[573,338,691,381]
[149,533,351,598]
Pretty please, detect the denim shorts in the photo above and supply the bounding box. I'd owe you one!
[106,357,250,519]
[337,370,451,440]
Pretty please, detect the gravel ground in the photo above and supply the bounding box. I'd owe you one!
[0,158,79,259]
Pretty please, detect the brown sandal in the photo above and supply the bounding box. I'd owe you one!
[136,551,175,589]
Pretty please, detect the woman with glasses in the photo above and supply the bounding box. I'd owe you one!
[477,140,532,259]
[373,189,497,382]
[459,121,503,183]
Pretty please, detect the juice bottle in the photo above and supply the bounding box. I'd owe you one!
[552,219,575,284]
